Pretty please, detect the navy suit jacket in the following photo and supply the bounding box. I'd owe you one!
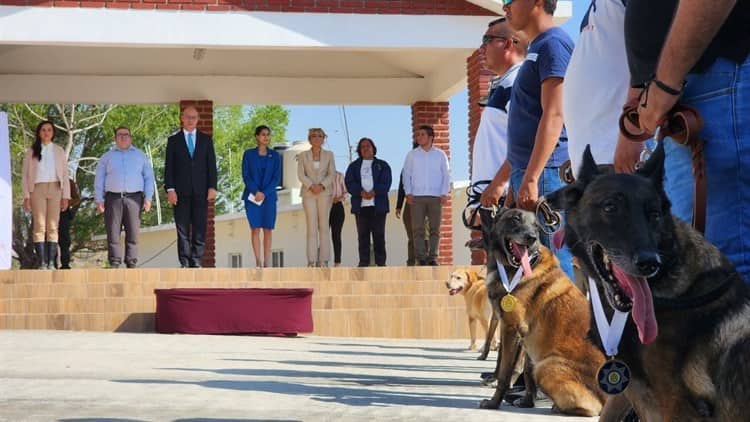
[164,130,218,196]
[242,147,281,202]
[345,157,392,214]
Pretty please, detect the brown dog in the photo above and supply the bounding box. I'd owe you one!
[446,268,497,351]
[479,208,607,416]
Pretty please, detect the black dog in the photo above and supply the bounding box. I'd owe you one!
[547,143,750,421]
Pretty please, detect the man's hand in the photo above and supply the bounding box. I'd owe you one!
[637,84,679,135]
[167,190,178,206]
[480,180,505,208]
[61,199,69,211]
[23,198,31,213]
[255,191,265,202]
[516,177,538,211]
[614,133,645,174]
[395,208,401,219]
[440,194,450,205]
[207,188,217,201]
[97,202,105,214]
[143,200,152,212]
[406,194,414,205]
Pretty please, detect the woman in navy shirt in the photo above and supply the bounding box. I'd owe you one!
[242,125,281,268]
[345,137,392,267]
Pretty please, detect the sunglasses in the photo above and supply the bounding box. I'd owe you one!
[482,34,520,46]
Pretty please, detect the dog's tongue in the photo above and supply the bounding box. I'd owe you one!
[611,263,658,344]
[553,228,565,250]
[511,243,533,276]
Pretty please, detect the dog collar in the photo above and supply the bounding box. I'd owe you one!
[653,272,737,310]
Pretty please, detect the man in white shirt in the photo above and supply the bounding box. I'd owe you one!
[474,17,528,209]
[402,125,450,266]
[563,0,642,175]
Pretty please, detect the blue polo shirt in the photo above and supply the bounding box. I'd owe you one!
[507,26,574,169]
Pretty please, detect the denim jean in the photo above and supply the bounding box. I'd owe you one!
[661,56,750,283]
[511,167,574,279]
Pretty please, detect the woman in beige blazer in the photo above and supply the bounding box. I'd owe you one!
[22,120,71,269]
[297,128,336,267]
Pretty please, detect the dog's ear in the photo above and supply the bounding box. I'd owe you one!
[479,207,495,233]
[467,270,477,285]
[577,145,600,184]
[636,139,665,189]
[547,182,583,211]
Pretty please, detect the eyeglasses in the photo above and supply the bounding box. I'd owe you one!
[182,115,199,120]
[115,133,132,139]
[482,35,509,46]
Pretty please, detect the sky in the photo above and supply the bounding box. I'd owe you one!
[282,0,589,182]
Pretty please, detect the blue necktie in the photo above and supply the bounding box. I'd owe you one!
[187,132,195,158]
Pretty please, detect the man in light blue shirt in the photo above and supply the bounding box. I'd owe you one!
[94,126,155,268]
[402,125,450,265]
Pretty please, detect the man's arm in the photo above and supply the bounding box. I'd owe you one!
[142,151,155,201]
[480,160,511,208]
[638,0,736,133]
[517,77,565,210]
[206,135,218,190]
[94,154,107,204]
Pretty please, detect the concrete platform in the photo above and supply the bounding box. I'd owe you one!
[0,331,596,421]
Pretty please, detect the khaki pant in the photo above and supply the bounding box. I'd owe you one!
[302,193,332,265]
[31,182,62,242]
[410,196,442,262]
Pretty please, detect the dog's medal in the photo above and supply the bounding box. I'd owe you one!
[589,277,631,395]
[495,259,526,313]
[501,294,516,312]
[597,358,630,395]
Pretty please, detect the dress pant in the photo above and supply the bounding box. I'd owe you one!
[355,206,387,267]
[410,196,442,262]
[104,192,143,267]
[402,203,415,266]
[302,193,332,265]
[31,182,62,242]
[58,208,76,268]
[174,194,208,267]
[329,201,345,264]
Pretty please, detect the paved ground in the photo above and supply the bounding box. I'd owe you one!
[0,331,597,421]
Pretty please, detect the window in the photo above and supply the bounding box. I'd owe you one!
[229,253,242,268]
[271,250,284,268]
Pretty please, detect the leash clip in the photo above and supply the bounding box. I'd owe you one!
[535,197,561,235]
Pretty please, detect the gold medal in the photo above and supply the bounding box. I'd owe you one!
[500,294,516,312]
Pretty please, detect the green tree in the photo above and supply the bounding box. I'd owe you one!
[212,105,289,214]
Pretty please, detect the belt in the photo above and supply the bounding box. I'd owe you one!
[619,99,706,234]
[106,191,143,198]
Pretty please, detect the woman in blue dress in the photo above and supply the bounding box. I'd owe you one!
[242,125,281,268]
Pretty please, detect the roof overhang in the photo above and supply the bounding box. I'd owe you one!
[0,5,570,105]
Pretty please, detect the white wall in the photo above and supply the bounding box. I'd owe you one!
[136,184,472,268]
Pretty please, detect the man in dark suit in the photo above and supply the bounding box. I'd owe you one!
[164,105,218,268]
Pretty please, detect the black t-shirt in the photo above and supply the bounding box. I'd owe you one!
[625,0,750,87]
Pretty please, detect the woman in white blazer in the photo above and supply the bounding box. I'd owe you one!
[22,120,71,269]
[297,128,337,267]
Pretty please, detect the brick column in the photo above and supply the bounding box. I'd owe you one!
[179,100,216,268]
[411,101,452,266]
[467,50,494,265]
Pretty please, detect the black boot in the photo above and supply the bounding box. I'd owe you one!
[46,242,58,270]
[33,242,46,270]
